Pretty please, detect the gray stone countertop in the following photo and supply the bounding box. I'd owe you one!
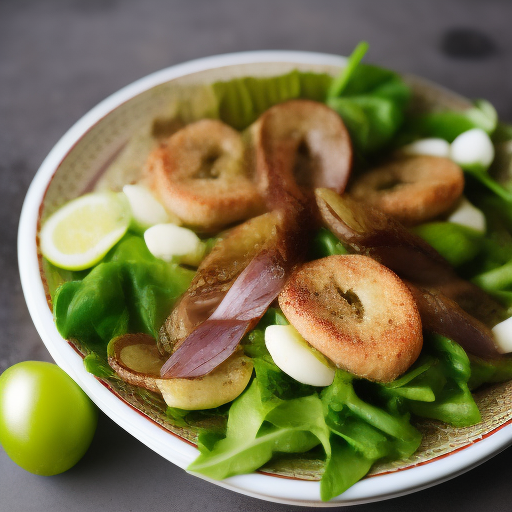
[2,1,512,510]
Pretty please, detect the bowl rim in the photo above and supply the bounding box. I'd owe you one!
[17,50,512,507]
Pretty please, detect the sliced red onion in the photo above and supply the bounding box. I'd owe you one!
[160,320,251,378]
[211,248,289,321]
[161,247,292,378]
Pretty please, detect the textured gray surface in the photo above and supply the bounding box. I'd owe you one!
[2,0,512,510]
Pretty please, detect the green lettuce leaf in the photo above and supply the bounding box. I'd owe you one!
[328,91,409,154]
[212,70,332,130]
[468,355,512,389]
[83,352,117,379]
[407,99,498,142]
[492,122,512,144]
[401,335,481,427]
[320,436,376,502]
[412,222,484,268]
[188,381,322,479]
[326,43,410,154]
[252,357,318,402]
[53,235,194,355]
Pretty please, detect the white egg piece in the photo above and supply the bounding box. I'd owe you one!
[492,317,512,354]
[450,128,495,170]
[144,223,205,266]
[123,184,178,229]
[401,138,451,158]
[265,324,335,387]
[448,197,486,233]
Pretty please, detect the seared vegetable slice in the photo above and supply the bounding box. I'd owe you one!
[405,282,499,359]
[108,333,165,392]
[108,333,253,410]
[157,352,253,410]
[254,99,353,203]
[160,212,280,354]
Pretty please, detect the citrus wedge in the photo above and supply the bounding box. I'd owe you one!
[40,192,131,270]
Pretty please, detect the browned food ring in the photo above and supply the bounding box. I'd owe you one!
[145,119,264,231]
[254,99,353,208]
[349,155,464,226]
[278,255,423,382]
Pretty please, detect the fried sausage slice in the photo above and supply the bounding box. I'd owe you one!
[278,255,423,382]
[350,155,464,226]
[145,119,264,231]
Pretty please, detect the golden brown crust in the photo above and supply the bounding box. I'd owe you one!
[278,255,423,382]
[145,119,265,231]
[349,155,464,226]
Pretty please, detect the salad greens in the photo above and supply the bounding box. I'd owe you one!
[412,222,484,268]
[191,308,479,501]
[53,235,194,357]
[326,42,411,154]
[212,70,332,130]
[408,99,498,143]
[44,43,512,501]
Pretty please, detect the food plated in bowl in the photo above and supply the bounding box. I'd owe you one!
[18,47,512,506]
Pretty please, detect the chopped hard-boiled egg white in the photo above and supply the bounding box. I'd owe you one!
[401,138,451,158]
[450,128,495,171]
[144,223,205,266]
[492,317,512,354]
[122,184,180,230]
[265,324,335,387]
[447,197,486,233]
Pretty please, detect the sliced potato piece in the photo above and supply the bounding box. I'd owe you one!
[156,351,253,410]
[108,333,253,409]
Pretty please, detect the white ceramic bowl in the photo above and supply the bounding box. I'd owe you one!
[18,51,512,507]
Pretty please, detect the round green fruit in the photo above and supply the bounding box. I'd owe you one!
[0,361,98,476]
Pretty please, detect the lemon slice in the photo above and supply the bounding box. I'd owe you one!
[40,192,130,270]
